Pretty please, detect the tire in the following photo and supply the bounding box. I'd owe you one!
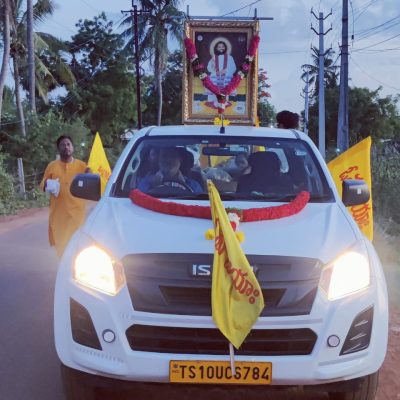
[328,372,379,400]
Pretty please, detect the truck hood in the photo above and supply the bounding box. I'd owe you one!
[84,197,357,264]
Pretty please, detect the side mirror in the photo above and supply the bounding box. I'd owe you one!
[70,173,101,201]
[342,179,370,207]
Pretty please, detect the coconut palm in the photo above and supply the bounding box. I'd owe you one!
[27,0,34,112]
[0,0,11,125]
[301,46,339,97]
[10,0,75,125]
[121,0,184,126]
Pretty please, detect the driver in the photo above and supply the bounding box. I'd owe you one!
[137,147,203,193]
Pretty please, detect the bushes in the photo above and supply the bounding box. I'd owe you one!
[2,111,90,190]
[372,144,400,235]
[0,150,16,215]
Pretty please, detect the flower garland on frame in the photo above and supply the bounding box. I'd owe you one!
[129,189,310,222]
[184,34,260,114]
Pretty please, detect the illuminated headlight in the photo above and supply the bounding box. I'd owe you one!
[73,246,125,295]
[319,247,370,301]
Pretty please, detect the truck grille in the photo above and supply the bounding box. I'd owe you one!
[125,325,317,355]
[122,253,321,317]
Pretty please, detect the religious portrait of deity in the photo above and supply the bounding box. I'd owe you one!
[183,20,259,125]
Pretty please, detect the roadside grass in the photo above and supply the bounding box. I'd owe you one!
[0,188,49,216]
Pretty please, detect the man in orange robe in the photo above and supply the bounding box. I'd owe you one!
[40,135,88,256]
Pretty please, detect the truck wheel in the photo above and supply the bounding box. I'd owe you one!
[61,364,96,400]
[328,372,379,400]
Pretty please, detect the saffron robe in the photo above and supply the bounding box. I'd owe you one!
[40,159,87,256]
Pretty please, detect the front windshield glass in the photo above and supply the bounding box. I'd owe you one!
[114,136,333,202]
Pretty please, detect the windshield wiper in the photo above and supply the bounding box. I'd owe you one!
[308,194,333,202]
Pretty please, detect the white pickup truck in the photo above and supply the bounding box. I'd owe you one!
[56,125,388,399]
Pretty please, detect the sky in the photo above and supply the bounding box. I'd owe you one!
[37,0,400,115]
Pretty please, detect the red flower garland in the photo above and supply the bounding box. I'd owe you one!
[129,189,310,222]
[184,35,260,114]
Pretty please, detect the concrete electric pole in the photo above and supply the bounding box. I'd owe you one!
[337,0,349,153]
[311,9,332,158]
[301,68,311,135]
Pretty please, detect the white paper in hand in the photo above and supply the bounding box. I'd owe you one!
[46,178,60,197]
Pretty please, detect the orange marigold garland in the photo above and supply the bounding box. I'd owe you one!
[129,189,310,222]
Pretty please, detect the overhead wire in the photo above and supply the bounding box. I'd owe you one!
[350,55,400,91]
[353,31,400,51]
[219,0,261,17]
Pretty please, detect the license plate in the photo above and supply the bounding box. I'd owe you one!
[169,360,272,384]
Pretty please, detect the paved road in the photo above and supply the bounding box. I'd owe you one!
[0,209,63,400]
[0,209,328,400]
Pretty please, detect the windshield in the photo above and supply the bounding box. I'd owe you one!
[114,136,333,202]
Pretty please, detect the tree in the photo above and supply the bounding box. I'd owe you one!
[257,68,275,126]
[307,85,400,152]
[26,0,35,112]
[61,13,139,159]
[0,0,11,125]
[143,50,182,125]
[9,0,75,136]
[301,46,339,97]
[121,0,183,126]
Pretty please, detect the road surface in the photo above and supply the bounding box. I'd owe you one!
[0,208,398,400]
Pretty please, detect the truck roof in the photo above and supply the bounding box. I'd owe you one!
[141,124,304,140]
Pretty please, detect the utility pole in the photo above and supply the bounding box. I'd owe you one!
[337,0,349,153]
[122,1,146,130]
[301,68,311,135]
[311,10,332,158]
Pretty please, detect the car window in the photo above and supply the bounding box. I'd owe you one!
[114,136,333,202]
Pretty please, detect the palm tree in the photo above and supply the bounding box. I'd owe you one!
[0,0,11,125]
[9,0,75,136]
[301,46,339,97]
[26,0,34,112]
[121,0,184,126]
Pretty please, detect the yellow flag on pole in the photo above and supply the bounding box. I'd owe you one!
[88,132,111,195]
[328,137,373,240]
[207,180,264,349]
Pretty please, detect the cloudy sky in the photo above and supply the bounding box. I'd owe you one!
[39,0,400,114]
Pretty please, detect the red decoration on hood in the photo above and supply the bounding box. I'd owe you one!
[129,190,310,222]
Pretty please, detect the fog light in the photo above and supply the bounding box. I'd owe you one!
[327,335,340,347]
[102,329,116,343]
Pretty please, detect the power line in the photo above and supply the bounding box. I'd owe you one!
[350,55,400,91]
[354,17,400,42]
[220,0,261,17]
[356,46,400,53]
[353,31,400,51]
[354,14,400,36]
[352,0,378,23]
[259,49,307,55]
[78,0,101,13]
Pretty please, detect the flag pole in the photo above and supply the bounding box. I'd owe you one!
[229,342,236,375]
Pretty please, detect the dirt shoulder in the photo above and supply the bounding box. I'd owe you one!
[377,305,400,400]
[0,207,48,235]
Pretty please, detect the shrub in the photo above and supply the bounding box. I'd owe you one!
[372,144,400,235]
[0,150,16,215]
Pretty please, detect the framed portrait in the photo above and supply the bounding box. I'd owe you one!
[183,20,259,125]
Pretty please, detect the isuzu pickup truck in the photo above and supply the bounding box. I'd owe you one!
[56,125,388,399]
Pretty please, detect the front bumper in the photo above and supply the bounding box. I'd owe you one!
[54,259,388,386]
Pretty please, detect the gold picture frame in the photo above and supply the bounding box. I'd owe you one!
[182,19,259,125]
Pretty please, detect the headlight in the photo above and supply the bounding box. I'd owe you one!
[319,248,370,301]
[73,246,125,295]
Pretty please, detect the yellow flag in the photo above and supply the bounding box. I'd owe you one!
[328,137,373,240]
[88,132,112,195]
[208,180,264,349]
